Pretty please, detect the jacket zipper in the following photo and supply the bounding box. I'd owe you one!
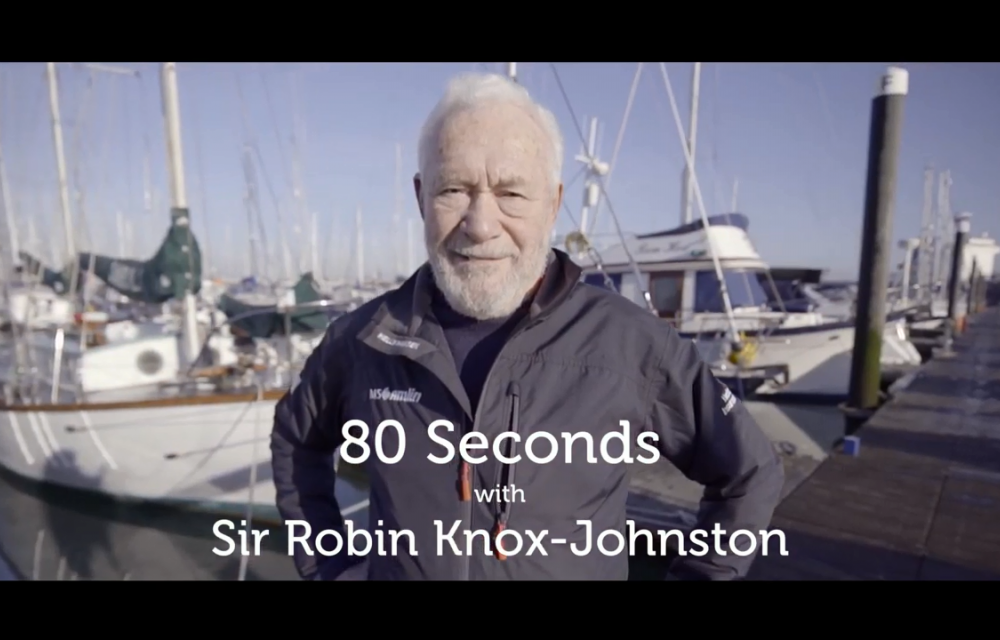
[452,274,580,577]
[456,316,541,579]
[492,381,520,560]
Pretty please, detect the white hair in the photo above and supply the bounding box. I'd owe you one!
[417,73,564,190]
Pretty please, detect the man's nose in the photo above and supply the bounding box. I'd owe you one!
[461,192,502,243]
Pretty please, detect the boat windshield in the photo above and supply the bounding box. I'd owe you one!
[694,270,769,312]
[581,270,770,312]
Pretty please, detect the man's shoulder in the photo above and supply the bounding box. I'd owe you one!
[569,281,670,334]
[561,282,686,371]
[563,284,709,389]
[325,289,398,342]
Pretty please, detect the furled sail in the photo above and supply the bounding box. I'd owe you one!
[219,272,329,338]
[20,207,202,303]
[81,207,202,303]
[16,251,80,294]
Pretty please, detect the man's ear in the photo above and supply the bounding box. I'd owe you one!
[413,173,424,220]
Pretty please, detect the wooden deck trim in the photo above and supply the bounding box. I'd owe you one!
[0,388,287,412]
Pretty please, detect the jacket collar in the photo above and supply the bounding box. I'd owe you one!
[360,248,582,345]
[356,248,582,418]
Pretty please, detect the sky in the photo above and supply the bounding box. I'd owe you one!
[1,62,998,282]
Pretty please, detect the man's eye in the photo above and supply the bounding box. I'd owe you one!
[499,191,523,198]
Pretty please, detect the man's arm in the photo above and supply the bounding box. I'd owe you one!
[647,329,784,580]
[270,327,357,580]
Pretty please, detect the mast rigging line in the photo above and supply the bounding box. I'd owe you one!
[656,62,740,345]
[589,61,644,235]
[258,65,295,196]
[547,62,654,314]
[233,70,293,280]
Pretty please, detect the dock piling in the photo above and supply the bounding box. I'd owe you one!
[843,67,908,434]
[948,213,971,328]
[939,212,971,355]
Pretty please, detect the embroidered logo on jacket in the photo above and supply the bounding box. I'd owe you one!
[369,387,422,403]
[720,386,737,416]
[377,332,420,350]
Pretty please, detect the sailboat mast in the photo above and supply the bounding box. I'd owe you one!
[310,211,319,275]
[578,118,600,234]
[355,205,364,286]
[159,62,201,364]
[223,223,232,277]
[324,208,337,281]
[116,211,126,256]
[289,73,311,276]
[406,218,414,274]
[0,90,19,269]
[290,139,307,274]
[142,141,153,215]
[916,165,934,302]
[932,170,952,287]
[394,142,403,278]
[240,146,261,276]
[45,63,75,261]
[679,62,701,225]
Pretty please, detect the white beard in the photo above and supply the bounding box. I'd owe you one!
[427,232,551,320]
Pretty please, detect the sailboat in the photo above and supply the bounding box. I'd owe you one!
[0,66,74,331]
[0,62,366,523]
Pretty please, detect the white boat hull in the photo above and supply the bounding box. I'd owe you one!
[691,319,921,395]
[6,288,74,329]
[0,399,369,523]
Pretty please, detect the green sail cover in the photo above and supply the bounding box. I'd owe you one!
[82,207,202,303]
[219,272,329,338]
[17,207,201,304]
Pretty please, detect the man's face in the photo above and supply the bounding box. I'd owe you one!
[415,102,562,319]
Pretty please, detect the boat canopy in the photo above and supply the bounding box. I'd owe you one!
[219,272,329,338]
[575,212,765,269]
[634,213,749,239]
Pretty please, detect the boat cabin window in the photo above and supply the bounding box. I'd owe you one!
[650,272,683,318]
[582,272,622,290]
[694,271,769,312]
[755,274,813,312]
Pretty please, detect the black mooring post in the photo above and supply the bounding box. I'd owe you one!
[946,213,971,324]
[977,270,988,312]
[938,213,971,355]
[843,67,908,435]
[966,259,979,319]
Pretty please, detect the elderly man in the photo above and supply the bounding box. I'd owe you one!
[271,72,783,580]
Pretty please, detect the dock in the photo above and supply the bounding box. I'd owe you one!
[749,305,1000,579]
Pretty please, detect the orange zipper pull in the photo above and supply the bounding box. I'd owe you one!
[459,461,471,501]
[493,522,507,560]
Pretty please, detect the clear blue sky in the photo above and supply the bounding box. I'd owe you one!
[2,62,997,281]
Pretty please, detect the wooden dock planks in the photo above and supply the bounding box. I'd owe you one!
[749,306,1000,580]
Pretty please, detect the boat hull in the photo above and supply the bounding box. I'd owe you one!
[686,317,921,396]
[0,399,368,524]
